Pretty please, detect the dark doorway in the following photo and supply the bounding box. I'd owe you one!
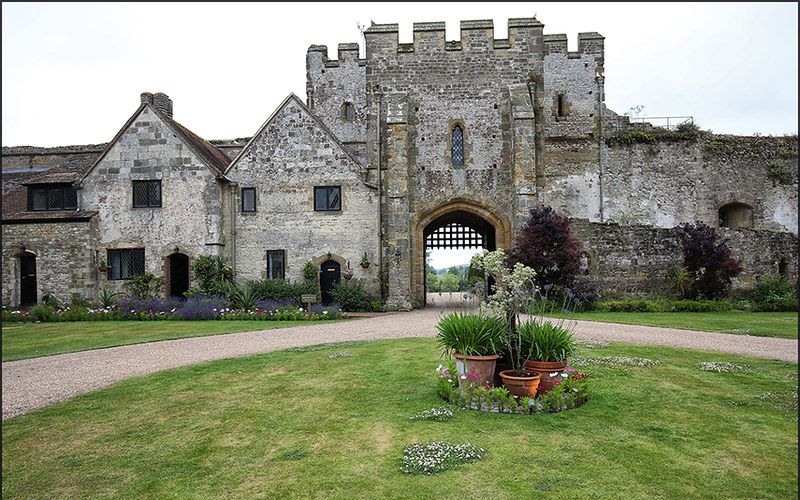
[320,260,341,305]
[20,253,37,306]
[169,253,190,298]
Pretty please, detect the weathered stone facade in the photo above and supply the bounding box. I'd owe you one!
[224,95,380,294]
[2,16,797,309]
[2,218,96,305]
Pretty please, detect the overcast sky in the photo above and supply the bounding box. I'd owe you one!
[2,2,797,148]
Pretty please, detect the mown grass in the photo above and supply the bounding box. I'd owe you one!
[2,338,797,498]
[1,320,343,361]
[548,311,798,339]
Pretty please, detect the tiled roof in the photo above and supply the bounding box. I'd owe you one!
[162,115,231,174]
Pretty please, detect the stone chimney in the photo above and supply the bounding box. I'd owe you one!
[140,92,154,106]
[152,92,173,117]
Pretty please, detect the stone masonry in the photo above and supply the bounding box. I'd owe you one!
[2,16,797,308]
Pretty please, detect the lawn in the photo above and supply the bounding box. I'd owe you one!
[2,338,796,498]
[547,311,798,339]
[1,321,343,362]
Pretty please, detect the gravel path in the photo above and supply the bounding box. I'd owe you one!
[3,309,796,419]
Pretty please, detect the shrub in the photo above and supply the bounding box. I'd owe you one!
[678,223,742,299]
[221,280,265,311]
[368,299,385,312]
[302,261,318,283]
[594,299,664,312]
[192,256,233,295]
[669,300,733,312]
[117,296,185,314]
[750,274,797,311]
[308,304,343,319]
[249,279,315,304]
[40,294,60,309]
[508,206,582,288]
[29,305,55,322]
[174,295,228,320]
[124,273,164,299]
[330,281,371,312]
[435,312,505,356]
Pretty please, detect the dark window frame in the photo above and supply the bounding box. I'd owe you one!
[107,248,145,280]
[314,186,342,212]
[266,250,286,280]
[451,125,465,167]
[241,187,256,213]
[27,183,78,212]
[342,102,354,122]
[132,180,162,208]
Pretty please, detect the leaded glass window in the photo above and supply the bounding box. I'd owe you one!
[314,186,341,211]
[267,250,285,280]
[132,180,161,208]
[242,188,256,212]
[107,248,145,280]
[452,125,464,167]
[342,102,354,122]
[27,184,78,211]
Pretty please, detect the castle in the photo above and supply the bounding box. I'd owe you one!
[2,17,797,309]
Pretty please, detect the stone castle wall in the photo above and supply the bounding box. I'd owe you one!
[572,219,798,294]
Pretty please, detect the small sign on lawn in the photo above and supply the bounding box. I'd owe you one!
[301,294,317,306]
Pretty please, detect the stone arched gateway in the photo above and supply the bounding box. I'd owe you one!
[411,199,513,307]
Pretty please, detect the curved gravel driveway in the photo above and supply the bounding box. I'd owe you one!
[3,308,797,419]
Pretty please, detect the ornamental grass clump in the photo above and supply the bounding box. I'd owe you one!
[435,312,505,356]
[520,319,577,362]
[400,442,485,475]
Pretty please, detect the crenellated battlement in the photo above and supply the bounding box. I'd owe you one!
[306,43,365,68]
[363,17,546,53]
[544,32,605,62]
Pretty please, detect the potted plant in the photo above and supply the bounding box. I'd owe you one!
[471,249,542,398]
[360,253,371,269]
[342,261,354,281]
[524,318,577,394]
[436,312,504,388]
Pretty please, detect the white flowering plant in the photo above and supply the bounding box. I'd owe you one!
[400,442,486,475]
[470,249,539,373]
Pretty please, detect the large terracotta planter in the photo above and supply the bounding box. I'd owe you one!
[524,359,568,394]
[453,353,500,388]
[499,370,541,398]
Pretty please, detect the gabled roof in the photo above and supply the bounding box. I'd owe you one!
[80,104,230,182]
[225,93,362,174]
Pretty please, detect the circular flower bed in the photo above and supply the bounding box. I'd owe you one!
[434,362,589,415]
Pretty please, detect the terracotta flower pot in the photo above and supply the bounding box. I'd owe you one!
[453,353,500,388]
[524,359,568,394]
[499,370,541,398]
[360,262,370,269]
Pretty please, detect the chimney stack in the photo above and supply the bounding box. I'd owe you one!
[152,92,173,117]
[140,92,154,106]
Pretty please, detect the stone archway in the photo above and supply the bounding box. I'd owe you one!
[411,198,513,307]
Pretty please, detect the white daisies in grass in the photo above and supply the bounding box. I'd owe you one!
[400,442,485,475]
[409,407,454,421]
[699,361,753,374]
[572,355,661,368]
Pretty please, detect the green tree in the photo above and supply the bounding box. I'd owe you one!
[440,274,460,297]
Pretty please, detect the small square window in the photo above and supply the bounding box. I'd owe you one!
[242,188,256,212]
[133,180,162,208]
[314,186,341,212]
[267,250,285,280]
[107,248,145,280]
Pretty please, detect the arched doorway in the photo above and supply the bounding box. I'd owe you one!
[413,199,513,307]
[19,252,37,306]
[168,253,190,298]
[319,260,341,305]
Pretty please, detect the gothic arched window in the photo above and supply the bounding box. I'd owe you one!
[452,125,464,167]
